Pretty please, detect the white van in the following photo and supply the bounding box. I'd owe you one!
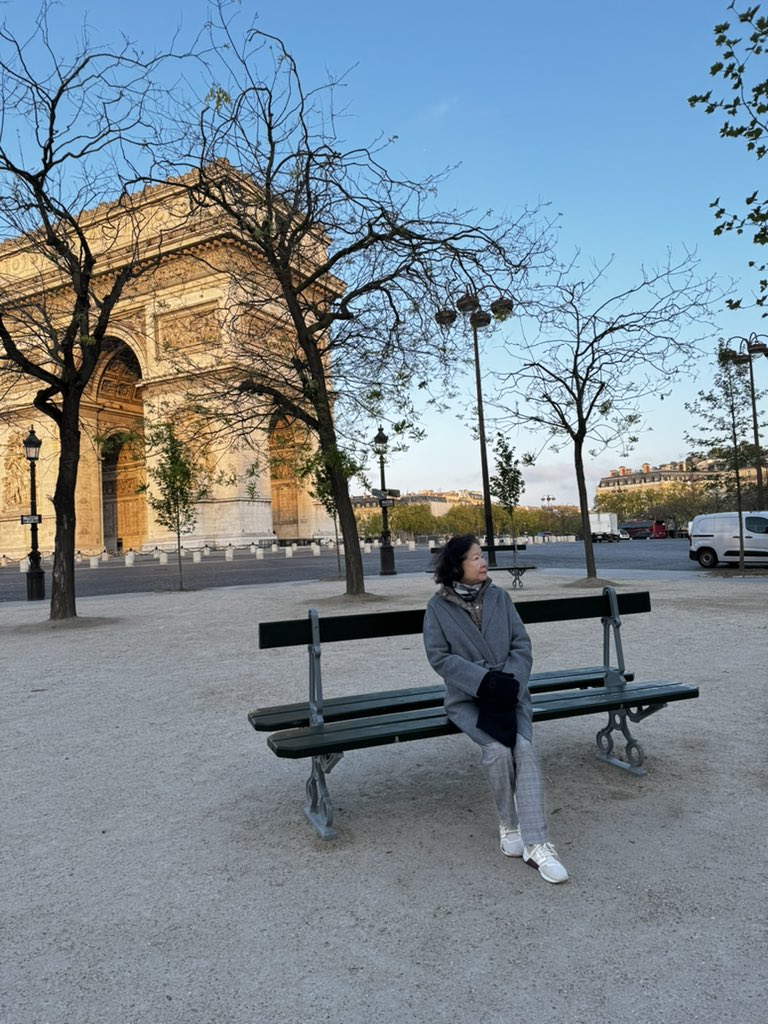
[688,511,768,568]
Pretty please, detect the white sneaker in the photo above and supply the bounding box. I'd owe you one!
[523,842,569,883]
[499,824,524,858]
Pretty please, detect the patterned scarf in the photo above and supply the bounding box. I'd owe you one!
[441,578,491,629]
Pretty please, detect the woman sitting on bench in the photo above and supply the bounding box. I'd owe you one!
[423,534,569,885]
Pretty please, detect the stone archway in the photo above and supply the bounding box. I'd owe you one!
[91,341,147,552]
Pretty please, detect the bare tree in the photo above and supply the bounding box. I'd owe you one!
[160,9,554,596]
[495,254,718,578]
[0,8,179,618]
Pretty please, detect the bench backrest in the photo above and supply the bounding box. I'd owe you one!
[258,590,651,649]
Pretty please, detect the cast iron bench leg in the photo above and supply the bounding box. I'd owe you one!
[304,752,343,839]
[595,703,667,777]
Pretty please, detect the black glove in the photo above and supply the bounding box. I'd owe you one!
[475,671,518,748]
[476,705,517,749]
[476,670,519,711]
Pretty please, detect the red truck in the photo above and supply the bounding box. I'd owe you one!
[619,519,668,539]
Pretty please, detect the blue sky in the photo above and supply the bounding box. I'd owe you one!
[7,0,764,503]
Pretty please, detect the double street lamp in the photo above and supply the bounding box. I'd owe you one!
[22,427,45,601]
[720,334,768,509]
[373,426,397,576]
[541,494,556,534]
[435,292,514,567]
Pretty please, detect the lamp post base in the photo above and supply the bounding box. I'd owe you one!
[26,568,45,601]
[379,544,397,576]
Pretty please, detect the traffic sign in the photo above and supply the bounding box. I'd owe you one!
[20,514,42,525]
[379,499,394,508]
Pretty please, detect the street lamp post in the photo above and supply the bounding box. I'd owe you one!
[373,426,397,576]
[721,334,768,509]
[541,494,556,534]
[22,427,45,601]
[435,293,513,567]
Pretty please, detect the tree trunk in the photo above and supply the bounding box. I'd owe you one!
[50,399,82,620]
[308,356,365,595]
[573,441,597,579]
[176,522,184,591]
[332,467,365,595]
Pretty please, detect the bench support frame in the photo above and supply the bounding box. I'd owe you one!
[305,609,342,838]
[305,753,342,839]
[595,702,667,775]
[504,565,535,589]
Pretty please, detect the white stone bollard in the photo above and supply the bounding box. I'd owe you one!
[203,545,211,556]
[125,551,135,567]
[193,550,202,563]
[255,547,264,560]
[285,546,293,558]
[159,551,168,565]
[101,550,109,562]
[271,543,278,552]
[225,546,234,561]
[312,544,320,556]
[250,544,257,554]
[339,544,345,556]
[89,556,99,569]
[19,557,29,572]
[408,540,416,551]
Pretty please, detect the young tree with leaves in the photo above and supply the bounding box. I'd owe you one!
[297,449,362,578]
[496,255,717,578]
[489,434,533,563]
[685,342,756,567]
[139,423,206,591]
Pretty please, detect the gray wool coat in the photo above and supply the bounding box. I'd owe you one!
[423,583,534,744]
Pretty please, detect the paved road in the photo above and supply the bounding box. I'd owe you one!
[0,537,699,602]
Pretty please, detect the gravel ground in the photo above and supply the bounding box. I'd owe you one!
[2,570,766,1024]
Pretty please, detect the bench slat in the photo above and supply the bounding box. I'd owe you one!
[258,591,652,648]
[530,681,698,720]
[248,666,637,732]
[249,685,446,732]
[266,681,699,758]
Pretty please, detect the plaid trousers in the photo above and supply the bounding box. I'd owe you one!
[480,735,548,845]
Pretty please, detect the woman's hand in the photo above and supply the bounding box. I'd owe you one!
[476,670,519,710]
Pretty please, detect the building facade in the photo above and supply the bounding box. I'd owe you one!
[596,459,762,495]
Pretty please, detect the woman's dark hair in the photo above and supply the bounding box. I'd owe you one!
[434,534,480,584]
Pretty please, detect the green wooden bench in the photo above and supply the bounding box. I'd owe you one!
[480,544,537,587]
[249,588,698,839]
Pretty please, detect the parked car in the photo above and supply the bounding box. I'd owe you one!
[688,511,768,568]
